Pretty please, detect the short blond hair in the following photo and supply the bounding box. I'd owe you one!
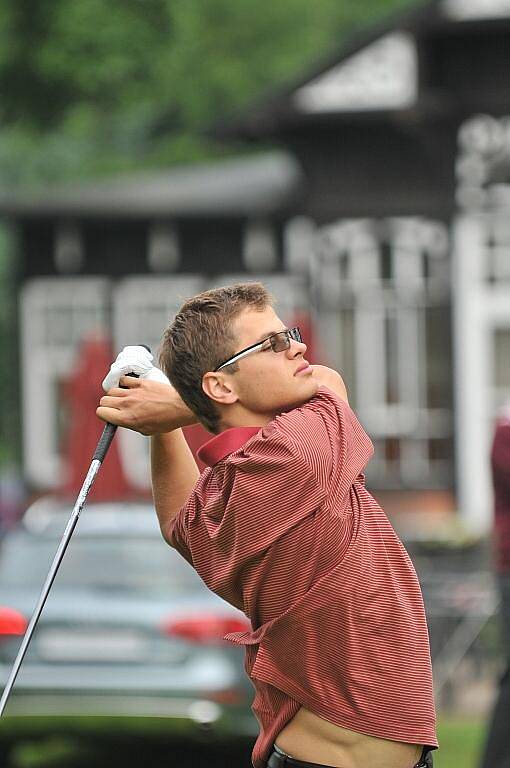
[159,282,273,433]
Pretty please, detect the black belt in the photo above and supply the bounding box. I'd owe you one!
[267,746,433,768]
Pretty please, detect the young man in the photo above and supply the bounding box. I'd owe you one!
[98,283,437,768]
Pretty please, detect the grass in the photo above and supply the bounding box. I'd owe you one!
[435,718,487,768]
[0,716,489,767]
[0,714,255,767]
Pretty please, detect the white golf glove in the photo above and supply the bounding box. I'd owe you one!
[102,345,171,391]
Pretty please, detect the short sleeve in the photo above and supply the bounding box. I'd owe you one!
[170,438,328,601]
[167,507,193,565]
[275,386,374,508]
[167,387,374,593]
[222,431,328,557]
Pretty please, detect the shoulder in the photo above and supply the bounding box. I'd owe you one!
[274,386,347,438]
[250,387,346,470]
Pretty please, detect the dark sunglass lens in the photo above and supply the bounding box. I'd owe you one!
[271,332,290,352]
[290,327,302,343]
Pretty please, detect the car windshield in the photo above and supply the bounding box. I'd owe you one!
[0,531,202,594]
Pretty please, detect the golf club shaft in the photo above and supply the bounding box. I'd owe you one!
[0,422,117,716]
[0,346,151,715]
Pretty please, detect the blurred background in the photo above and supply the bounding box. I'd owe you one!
[1,0,510,765]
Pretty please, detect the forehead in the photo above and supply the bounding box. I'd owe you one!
[233,306,285,344]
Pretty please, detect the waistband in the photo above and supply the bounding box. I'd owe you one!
[267,745,433,768]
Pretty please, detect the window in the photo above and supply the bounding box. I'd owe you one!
[20,278,110,487]
[312,217,452,488]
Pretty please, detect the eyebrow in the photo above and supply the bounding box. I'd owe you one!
[254,327,288,344]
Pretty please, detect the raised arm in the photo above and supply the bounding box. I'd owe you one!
[311,365,349,403]
[150,430,200,543]
[97,376,200,541]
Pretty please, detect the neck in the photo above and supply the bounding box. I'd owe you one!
[218,405,274,433]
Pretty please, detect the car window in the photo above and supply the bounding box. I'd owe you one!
[0,531,203,594]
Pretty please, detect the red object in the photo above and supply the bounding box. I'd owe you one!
[207,688,245,705]
[491,412,510,572]
[0,607,27,636]
[168,388,437,767]
[183,423,213,473]
[162,613,251,644]
[198,427,260,468]
[60,335,135,500]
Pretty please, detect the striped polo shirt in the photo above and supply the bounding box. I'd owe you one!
[168,386,437,767]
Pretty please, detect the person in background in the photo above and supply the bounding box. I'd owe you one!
[480,403,510,768]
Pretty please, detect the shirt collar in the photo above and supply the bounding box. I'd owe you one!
[197,426,261,467]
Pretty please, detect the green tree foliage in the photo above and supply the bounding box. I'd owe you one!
[0,0,414,186]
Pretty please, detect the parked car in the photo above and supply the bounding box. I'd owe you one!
[0,498,257,743]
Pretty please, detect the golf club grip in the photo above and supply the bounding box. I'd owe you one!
[93,346,151,463]
[93,422,117,463]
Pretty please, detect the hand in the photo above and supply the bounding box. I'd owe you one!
[97,377,199,435]
[102,345,170,391]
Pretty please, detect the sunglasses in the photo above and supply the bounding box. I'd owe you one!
[214,327,303,371]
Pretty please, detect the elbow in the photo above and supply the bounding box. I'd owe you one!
[312,365,349,403]
[159,520,175,547]
[153,500,179,546]
[332,373,349,403]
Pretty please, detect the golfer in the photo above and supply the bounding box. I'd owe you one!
[98,283,437,768]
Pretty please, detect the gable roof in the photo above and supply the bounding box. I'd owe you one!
[214,0,510,140]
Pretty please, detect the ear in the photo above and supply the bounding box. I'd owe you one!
[202,371,239,406]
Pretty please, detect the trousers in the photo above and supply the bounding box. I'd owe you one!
[479,573,510,768]
[266,745,433,768]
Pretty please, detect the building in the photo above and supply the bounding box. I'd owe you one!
[2,0,510,532]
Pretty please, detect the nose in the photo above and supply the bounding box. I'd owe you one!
[288,338,307,357]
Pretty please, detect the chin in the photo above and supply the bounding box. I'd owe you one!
[274,382,318,414]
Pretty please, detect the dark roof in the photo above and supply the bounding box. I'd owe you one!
[213,0,510,140]
[0,151,303,219]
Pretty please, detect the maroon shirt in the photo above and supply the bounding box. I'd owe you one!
[168,387,437,767]
[492,410,510,572]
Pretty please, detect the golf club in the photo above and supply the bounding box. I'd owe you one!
[0,348,150,716]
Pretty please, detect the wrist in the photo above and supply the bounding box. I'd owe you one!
[158,396,199,432]
[176,404,200,429]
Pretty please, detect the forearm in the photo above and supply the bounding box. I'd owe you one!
[151,430,200,543]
